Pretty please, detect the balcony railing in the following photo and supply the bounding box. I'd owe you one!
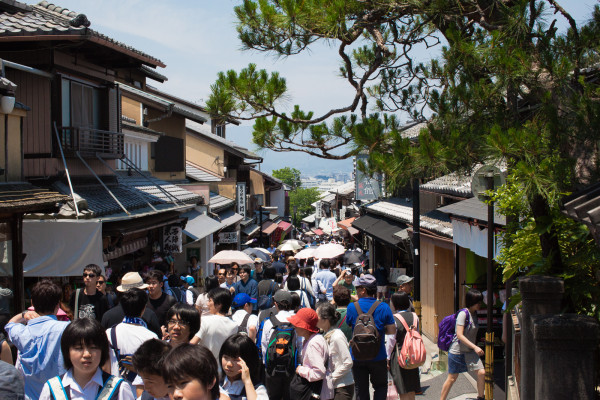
[56,126,124,159]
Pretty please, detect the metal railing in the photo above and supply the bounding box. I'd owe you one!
[55,126,124,159]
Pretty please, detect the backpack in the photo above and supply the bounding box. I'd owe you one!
[256,308,277,362]
[265,315,299,378]
[437,308,470,352]
[189,287,201,304]
[395,312,426,369]
[349,301,382,361]
[168,287,185,303]
[47,370,123,400]
[257,281,277,310]
[300,278,316,309]
[238,313,252,335]
[109,325,137,383]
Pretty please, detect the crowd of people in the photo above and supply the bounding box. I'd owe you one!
[0,242,485,400]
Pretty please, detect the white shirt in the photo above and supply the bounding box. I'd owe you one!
[185,289,195,305]
[260,310,302,361]
[39,368,135,400]
[284,276,315,297]
[106,323,158,385]
[323,328,354,388]
[195,293,212,316]
[222,377,269,400]
[194,314,238,363]
[231,309,258,332]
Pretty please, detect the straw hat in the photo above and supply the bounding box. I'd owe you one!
[117,272,148,292]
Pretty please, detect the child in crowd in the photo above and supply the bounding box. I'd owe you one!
[132,339,171,400]
[288,308,328,400]
[162,343,221,400]
[39,318,134,400]
[219,333,269,400]
[164,303,200,347]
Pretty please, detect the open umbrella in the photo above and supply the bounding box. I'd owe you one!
[277,239,305,251]
[242,248,270,262]
[343,250,367,265]
[252,247,272,256]
[312,243,345,259]
[294,247,316,260]
[278,242,298,252]
[208,250,254,265]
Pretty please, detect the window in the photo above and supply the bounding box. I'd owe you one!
[61,78,102,129]
[117,138,149,170]
[212,120,225,138]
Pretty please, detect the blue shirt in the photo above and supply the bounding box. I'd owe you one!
[234,278,258,310]
[6,315,69,400]
[313,269,337,301]
[345,297,395,361]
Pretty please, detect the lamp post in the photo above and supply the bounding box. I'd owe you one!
[293,206,298,240]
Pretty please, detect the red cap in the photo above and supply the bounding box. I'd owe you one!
[288,308,319,333]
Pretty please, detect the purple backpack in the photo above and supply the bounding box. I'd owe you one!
[437,308,470,351]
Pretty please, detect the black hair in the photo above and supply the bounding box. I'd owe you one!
[83,264,102,276]
[287,275,300,291]
[241,266,252,275]
[208,287,232,314]
[132,338,171,376]
[465,289,484,308]
[166,303,201,337]
[263,266,276,280]
[287,265,299,276]
[306,258,314,267]
[31,279,61,314]
[167,274,180,287]
[154,261,169,275]
[61,318,110,370]
[205,275,220,292]
[303,267,313,281]
[317,301,341,325]
[162,344,219,399]
[121,288,148,318]
[146,270,164,284]
[275,273,283,284]
[333,285,350,307]
[290,292,301,312]
[219,333,262,384]
[365,286,377,297]
[320,259,330,270]
[391,292,411,312]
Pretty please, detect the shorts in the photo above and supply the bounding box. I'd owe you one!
[447,351,484,374]
[377,285,387,293]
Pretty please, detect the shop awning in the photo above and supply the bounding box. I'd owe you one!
[338,217,359,235]
[242,224,260,237]
[352,214,408,246]
[278,220,292,233]
[103,237,148,262]
[262,221,278,235]
[182,210,223,242]
[312,228,324,236]
[218,210,243,228]
[23,220,104,277]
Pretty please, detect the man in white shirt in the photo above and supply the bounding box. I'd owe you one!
[107,288,158,394]
[231,293,258,341]
[190,288,238,365]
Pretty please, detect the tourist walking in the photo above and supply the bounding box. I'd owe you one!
[146,270,177,326]
[313,259,337,302]
[164,303,200,347]
[316,302,354,400]
[220,333,269,400]
[162,344,221,400]
[440,289,485,400]
[70,264,109,321]
[132,339,172,400]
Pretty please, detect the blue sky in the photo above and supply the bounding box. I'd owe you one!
[54,0,598,175]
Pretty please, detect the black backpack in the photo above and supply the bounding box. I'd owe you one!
[237,313,252,334]
[169,287,185,303]
[265,315,299,378]
[189,287,201,304]
[349,301,382,361]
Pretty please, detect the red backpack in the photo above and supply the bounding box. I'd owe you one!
[395,313,426,369]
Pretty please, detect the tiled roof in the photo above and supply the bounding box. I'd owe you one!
[0,2,164,67]
[119,84,207,124]
[210,192,235,213]
[186,120,262,161]
[121,121,163,137]
[116,171,203,205]
[139,65,167,83]
[420,172,474,198]
[328,181,355,196]
[365,198,454,237]
[186,162,222,182]
[562,183,600,246]
[400,121,427,140]
[0,182,68,213]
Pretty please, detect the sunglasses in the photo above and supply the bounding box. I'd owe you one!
[218,273,225,276]
[97,280,105,284]
[83,273,96,278]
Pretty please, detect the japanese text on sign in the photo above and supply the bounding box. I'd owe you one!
[163,226,182,253]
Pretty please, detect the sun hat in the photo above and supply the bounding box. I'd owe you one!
[254,258,264,263]
[355,274,377,289]
[232,293,257,308]
[117,272,148,292]
[288,308,319,333]
[273,290,292,305]
[396,275,414,286]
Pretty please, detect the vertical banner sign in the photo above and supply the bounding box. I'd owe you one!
[355,154,383,201]
[163,226,182,253]
[236,183,247,217]
[315,201,322,219]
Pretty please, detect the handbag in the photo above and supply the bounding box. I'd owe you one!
[290,373,323,400]
[386,372,399,400]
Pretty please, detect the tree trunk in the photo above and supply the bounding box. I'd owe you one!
[530,194,563,274]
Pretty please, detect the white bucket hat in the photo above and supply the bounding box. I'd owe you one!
[117,272,148,292]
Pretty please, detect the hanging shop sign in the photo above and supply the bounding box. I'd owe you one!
[355,154,383,201]
[163,225,183,253]
[237,183,247,217]
[218,231,239,244]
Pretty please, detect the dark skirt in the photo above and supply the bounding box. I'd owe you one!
[389,346,421,394]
